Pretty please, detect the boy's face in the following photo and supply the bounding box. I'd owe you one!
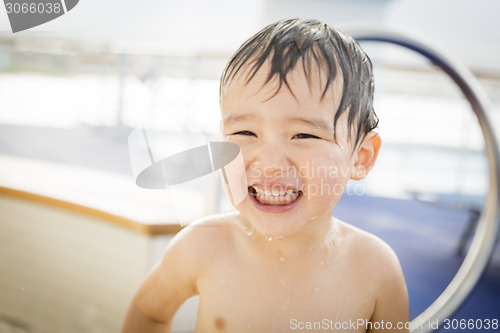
[221,64,374,239]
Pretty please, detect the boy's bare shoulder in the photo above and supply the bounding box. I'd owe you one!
[178,210,241,239]
[336,219,404,279]
[336,220,409,323]
[167,211,242,261]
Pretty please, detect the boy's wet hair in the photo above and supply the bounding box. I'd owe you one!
[220,18,378,149]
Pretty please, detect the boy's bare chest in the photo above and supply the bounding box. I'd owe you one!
[195,252,375,332]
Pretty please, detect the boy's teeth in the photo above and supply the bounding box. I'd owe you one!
[253,187,300,205]
[252,186,294,196]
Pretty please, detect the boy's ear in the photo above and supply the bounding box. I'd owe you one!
[351,132,381,180]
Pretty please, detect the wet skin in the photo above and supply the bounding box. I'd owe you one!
[121,63,408,333]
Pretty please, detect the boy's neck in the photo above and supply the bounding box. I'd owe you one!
[240,212,340,258]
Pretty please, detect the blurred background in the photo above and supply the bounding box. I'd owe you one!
[0,0,499,332]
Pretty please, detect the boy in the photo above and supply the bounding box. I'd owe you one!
[122,18,409,332]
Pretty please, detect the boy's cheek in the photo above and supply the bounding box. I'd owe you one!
[301,167,346,199]
[221,148,248,206]
[302,181,346,201]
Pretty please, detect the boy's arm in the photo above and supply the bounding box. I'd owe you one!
[368,245,409,333]
[121,227,199,333]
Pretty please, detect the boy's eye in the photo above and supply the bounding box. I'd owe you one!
[233,130,256,136]
[293,133,320,139]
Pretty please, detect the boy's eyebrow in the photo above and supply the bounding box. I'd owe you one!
[222,113,256,124]
[223,113,332,132]
[288,117,332,132]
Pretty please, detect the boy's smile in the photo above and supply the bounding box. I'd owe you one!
[221,63,361,239]
[248,182,302,212]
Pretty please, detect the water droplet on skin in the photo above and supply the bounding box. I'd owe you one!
[310,215,318,221]
[238,220,255,237]
[279,256,285,262]
[245,226,255,236]
[276,236,284,240]
[266,235,273,241]
[323,217,343,257]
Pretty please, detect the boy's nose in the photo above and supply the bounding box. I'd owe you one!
[249,143,292,176]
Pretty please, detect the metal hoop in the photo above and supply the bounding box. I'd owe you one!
[346,26,500,333]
